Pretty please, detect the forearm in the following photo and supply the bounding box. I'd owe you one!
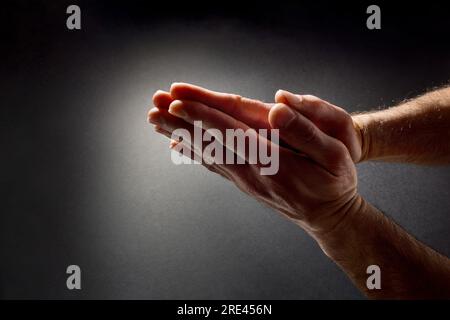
[353,87,450,164]
[311,195,450,299]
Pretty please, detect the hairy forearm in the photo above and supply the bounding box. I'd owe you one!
[311,196,450,299]
[353,86,450,164]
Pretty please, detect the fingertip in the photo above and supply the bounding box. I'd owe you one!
[170,82,189,96]
[170,82,180,91]
[268,103,281,129]
[148,107,159,116]
[152,90,173,109]
[276,89,303,108]
[268,103,297,129]
[170,82,207,100]
[153,89,165,97]
[147,107,161,124]
[152,89,167,101]
[274,89,288,103]
[169,99,183,108]
[168,100,187,118]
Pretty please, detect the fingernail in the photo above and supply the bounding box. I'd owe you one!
[277,89,302,107]
[272,104,296,128]
[168,100,187,118]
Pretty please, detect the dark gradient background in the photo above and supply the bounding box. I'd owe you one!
[2,0,450,299]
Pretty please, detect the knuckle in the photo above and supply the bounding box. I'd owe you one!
[326,143,352,170]
[301,124,318,144]
[231,94,243,103]
[228,94,242,112]
[339,109,353,127]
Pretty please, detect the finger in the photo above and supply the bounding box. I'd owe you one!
[275,90,360,161]
[170,134,233,180]
[150,107,253,177]
[268,103,352,174]
[170,136,233,179]
[148,107,190,131]
[154,122,207,165]
[153,118,231,179]
[153,124,172,137]
[149,107,204,156]
[153,126,185,152]
[152,90,173,110]
[170,82,271,130]
[168,99,276,166]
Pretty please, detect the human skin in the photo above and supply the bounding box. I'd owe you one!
[353,86,450,164]
[148,83,450,299]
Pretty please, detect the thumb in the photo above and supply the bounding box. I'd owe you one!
[268,103,351,174]
[275,90,361,162]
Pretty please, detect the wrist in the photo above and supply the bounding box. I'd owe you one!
[352,114,372,163]
[310,194,368,257]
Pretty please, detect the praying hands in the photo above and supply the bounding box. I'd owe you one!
[148,83,450,299]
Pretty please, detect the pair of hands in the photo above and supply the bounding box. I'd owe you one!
[148,83,363,235]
